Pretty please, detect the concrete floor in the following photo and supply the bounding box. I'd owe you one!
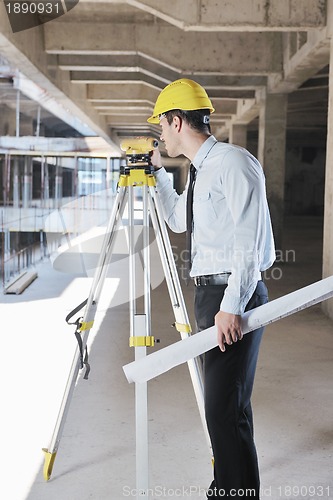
[1,216,332,500]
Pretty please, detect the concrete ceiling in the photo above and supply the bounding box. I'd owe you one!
[0,0,331,154]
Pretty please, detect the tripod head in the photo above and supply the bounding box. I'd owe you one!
[120,137,158,174]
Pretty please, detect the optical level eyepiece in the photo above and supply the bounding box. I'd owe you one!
[120,137,158,155]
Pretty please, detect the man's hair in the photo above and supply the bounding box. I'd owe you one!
[165,109,211,133]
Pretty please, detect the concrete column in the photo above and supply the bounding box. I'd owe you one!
[55,159,63,208]
[73,156,78,197]
[3,228,10,284]
[2,154,10,206]
[106,156,111,191]
[258,90,287,250]
[40,157,46,208]
[230,124,247,148]
[44,160,50,204]
[23,157,33,208]
[15,90,20,137]
[322,36,333,320]
[13,158,20,208]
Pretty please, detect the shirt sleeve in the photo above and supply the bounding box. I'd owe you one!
[219,150,267,315]
[154,167,187,233]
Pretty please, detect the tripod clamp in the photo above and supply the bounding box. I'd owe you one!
[65,298,91,380]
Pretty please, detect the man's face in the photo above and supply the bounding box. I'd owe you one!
[159,115,181,158]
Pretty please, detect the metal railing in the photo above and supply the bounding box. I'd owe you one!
[1,245,35,289]
[1,234,62,291]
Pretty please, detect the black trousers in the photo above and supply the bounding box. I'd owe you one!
[194,281,268,499]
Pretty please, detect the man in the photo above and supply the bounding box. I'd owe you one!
[148,78,276,498]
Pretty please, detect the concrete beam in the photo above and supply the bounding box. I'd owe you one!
[58,54,176,85]
[87,81,256,102]
[45,22,282,74]
[234,98,261,125]
[96,105,152,113]
[87,82,159,103]
[70,71,164,88]
[269,28,330,93]
[71,70,267,91]
[58,54,273,90]
[124,0,326,32]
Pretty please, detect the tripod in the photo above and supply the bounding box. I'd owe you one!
[43,139,210,497]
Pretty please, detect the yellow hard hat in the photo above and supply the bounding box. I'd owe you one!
[147,78,215,124]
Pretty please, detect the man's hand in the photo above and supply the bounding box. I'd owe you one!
[215,311,243,352]
[150,148,163,170]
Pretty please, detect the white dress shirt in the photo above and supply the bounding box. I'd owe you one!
[155,135,276,314]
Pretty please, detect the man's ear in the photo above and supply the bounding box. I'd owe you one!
[173,115,182,132]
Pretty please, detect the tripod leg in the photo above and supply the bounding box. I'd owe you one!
[43,186,128,481]
[147,185,211,452]
[128,184,149,497]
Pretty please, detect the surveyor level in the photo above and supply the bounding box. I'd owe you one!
[42,138,209,497]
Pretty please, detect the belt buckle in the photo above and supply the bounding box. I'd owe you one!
[195,275,208,286]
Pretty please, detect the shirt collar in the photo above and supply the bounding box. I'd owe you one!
[192,135,217,170]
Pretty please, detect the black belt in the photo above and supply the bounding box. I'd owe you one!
[193,273,231,287]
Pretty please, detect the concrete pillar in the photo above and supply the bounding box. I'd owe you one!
[41,158,44,208]
[55,159,63,207]
[15,90,20,137]
[3,228,10,284]
[13,158,20,208]
[106,156,111,191]
[322,36,333,320]
[3,154,11,206]
[73,156,79,197]
[44,160,50,205]
[41,157,46,208]
[258,90,287,250]
[230,124,247,148]
[23,157,33,208]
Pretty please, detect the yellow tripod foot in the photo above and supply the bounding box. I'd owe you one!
[42,449,57,481]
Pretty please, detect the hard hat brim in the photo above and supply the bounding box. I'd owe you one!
[147,115,160,124]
